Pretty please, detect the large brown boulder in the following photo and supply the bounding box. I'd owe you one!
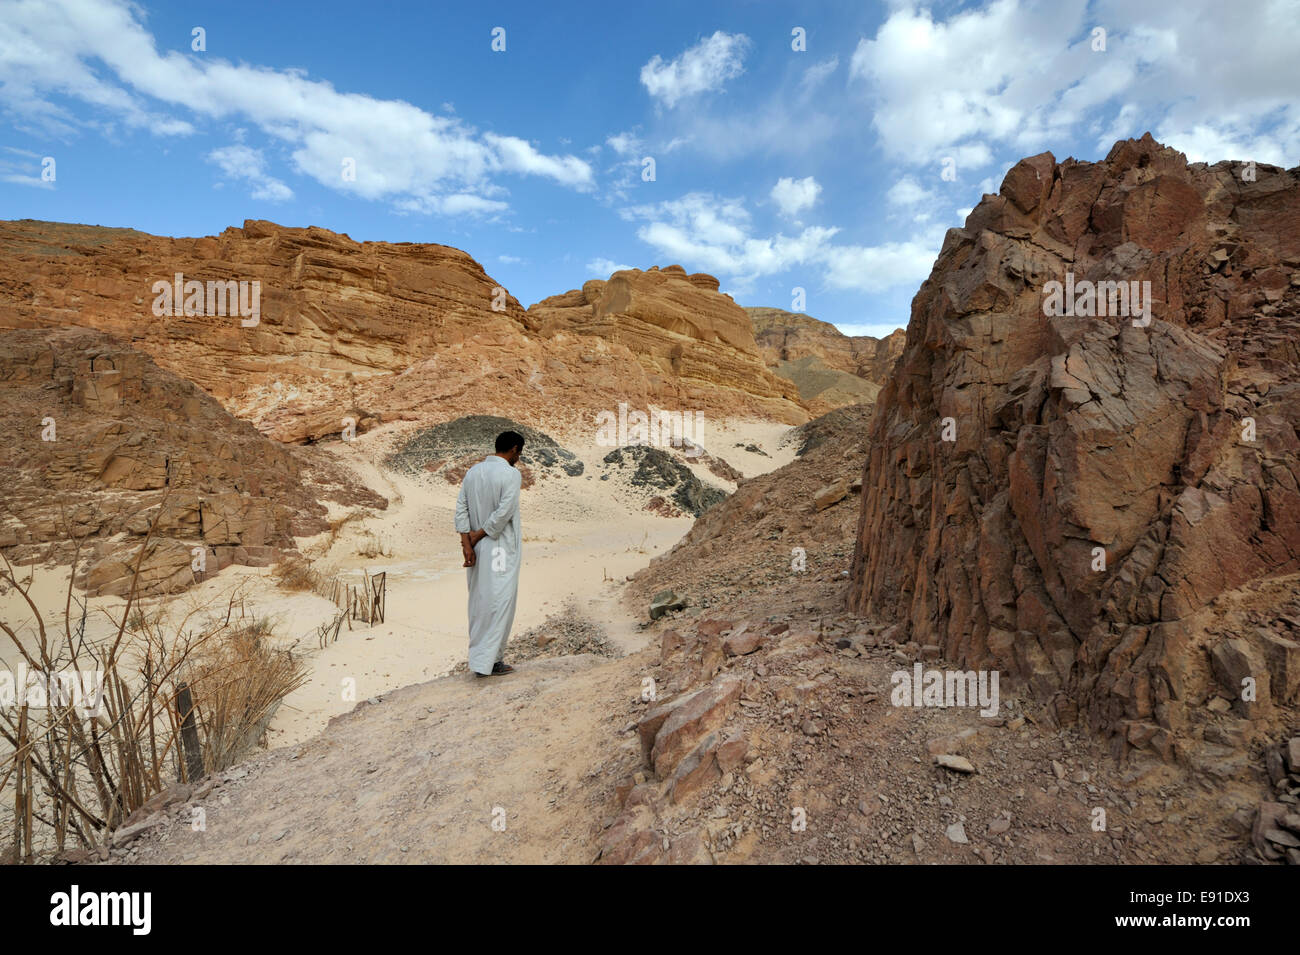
[0,327,384,594]
[848,134,1300,759]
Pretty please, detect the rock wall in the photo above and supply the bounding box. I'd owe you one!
[747,307,905,413]
[848,134,1300,758]
[0,219,533,443]
[748,307,906,383]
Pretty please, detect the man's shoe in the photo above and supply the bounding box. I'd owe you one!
[491,662,515,675]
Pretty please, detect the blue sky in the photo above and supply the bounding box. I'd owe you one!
[2,0,1297,337]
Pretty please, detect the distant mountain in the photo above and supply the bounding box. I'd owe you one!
[745,306,904,413]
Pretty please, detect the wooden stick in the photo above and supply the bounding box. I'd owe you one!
[176,683,204,784]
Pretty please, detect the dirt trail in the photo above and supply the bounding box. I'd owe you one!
[119,652,646,864]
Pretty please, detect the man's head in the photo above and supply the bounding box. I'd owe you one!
[494,430,525,466]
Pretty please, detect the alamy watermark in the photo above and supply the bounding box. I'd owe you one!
[595,402,704,457]
[890,663,1000,717]
[50,885,150,935]
[151,272,260,326]
[1,666,106,716]
[1042,272,1151,327]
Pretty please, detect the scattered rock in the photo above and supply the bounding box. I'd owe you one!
[649,589,687,621]
[935,754,976,774]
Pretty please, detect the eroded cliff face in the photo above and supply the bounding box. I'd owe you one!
[849,134,1300,758]
[0,219,539,442]
[748,307,906,383]
[745,307,906,415]
[0,223,809,438]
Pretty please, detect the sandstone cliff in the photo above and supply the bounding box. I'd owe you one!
[0,223,808,441]
[0,219,535,442]
[528,266,804,423]
[848,134,1300,759]
[748,307,906,381]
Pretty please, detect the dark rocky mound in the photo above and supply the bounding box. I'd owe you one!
[600,445,727,517]
[385,415,584,482]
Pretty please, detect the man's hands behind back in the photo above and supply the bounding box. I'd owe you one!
[461,528,487,567]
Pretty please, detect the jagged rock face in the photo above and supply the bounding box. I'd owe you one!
[529,266,804,422]
[848,134,1300,759]
[0,327,383,595]
[770,356,881,414]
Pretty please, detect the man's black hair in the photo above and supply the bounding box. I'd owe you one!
[495,430,525,454]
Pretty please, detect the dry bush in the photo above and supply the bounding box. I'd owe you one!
[272,552,325,593]
[354,530,391,559]
[168,612,306,775]
[0,491,306,862]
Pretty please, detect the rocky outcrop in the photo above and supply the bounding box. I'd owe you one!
[530,266,805,423]
[848,134,1300,759]
[0,327,384,595]
[632,403,874,606]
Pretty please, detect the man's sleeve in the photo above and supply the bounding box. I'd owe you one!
[454,479,472,534]
[481,469,521,539]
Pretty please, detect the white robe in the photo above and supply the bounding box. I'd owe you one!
[453,455,522,674]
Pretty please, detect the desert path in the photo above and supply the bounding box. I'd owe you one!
[121,653,647,864]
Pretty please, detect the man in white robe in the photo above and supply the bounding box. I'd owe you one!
[454,430,524,677]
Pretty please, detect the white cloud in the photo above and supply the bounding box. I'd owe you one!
[483,133,594,191]
[606,131,642,156]
[836,322,910,339]
[849,0,1300,169]
[498,254,524,264]
[820,240,936,293]
[885,176,934,207]
[0,0,596,215]
[587,257,634,276]
[0,174,51,187]
[623,193,753,247]
[800,57,840,93]
[621,191,938,295]
[393,193,509,217]
[0,147,54,188]
[207,145,293,201]
[640,32,750,108]
[770,176,821,218]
